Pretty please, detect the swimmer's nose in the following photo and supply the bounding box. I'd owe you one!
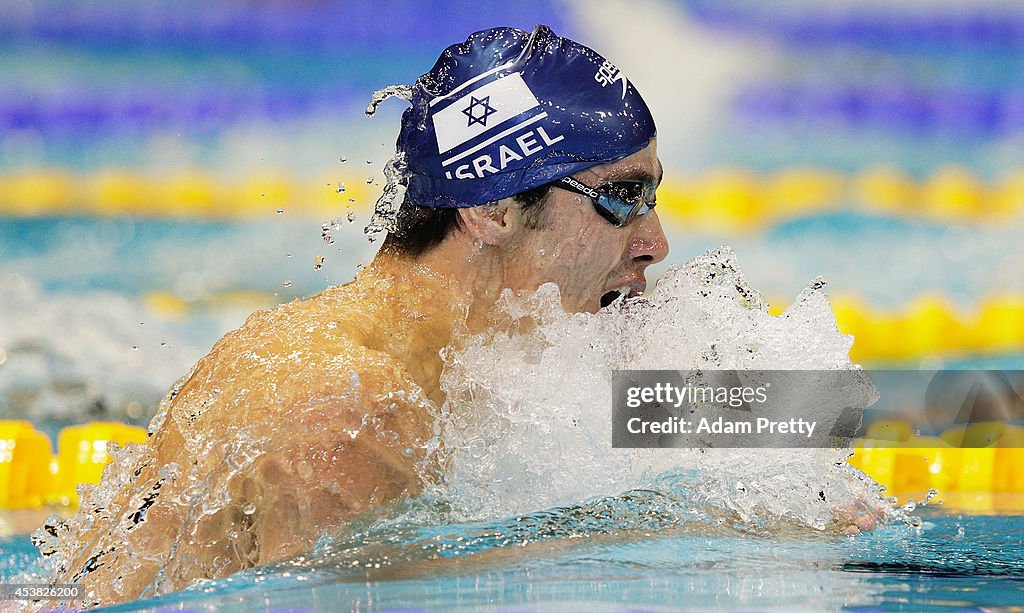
[629,210,669,266]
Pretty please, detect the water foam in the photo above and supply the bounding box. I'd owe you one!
[426,247,891,531]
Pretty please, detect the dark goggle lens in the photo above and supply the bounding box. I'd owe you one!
[595,180,657,227]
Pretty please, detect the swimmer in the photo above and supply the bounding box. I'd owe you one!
[44,25,666,607]
[42,25,873,608]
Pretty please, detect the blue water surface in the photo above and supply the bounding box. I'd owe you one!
[4,509,1021,612]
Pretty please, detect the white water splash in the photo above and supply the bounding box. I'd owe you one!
[427,247,890,530]
[364,84,413,118]
[364,151,408,241]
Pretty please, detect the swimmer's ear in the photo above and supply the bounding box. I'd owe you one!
[457,198,519,246]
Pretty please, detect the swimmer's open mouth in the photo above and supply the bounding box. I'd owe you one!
[600,290,622,308]
[600,282,646,309]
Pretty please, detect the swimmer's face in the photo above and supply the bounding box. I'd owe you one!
[503,140,669,313]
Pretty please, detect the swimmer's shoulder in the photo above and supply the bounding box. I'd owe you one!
[211,289,434,474]
[224,283,373,351]
[168,284,432,432]
[184,284,373,377]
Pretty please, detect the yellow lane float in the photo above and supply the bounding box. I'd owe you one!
[0,419,1022,510]
[1,166,1022,223]
[849,421,1024,498]
[0,421,147,509]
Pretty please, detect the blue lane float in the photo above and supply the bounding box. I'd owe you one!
[0,0,572,51]
[0,87,361,135]
[735,83,1024,137]
[683,0,1024,51]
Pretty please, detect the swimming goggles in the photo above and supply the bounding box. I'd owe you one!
[550,176,657,227]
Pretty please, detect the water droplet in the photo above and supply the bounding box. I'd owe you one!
[347,211,356,222]
[365,151,407,240]
[276,208,284,214]
[160,342,168,347]
[365,84,413,116]
[365,176,374,184]
[336,182,346,194]
[339,155,347,163]
[313,256,325,270]
[260,193,266,198]
[321,223,335,245]
[131,345,139,350]
[157,463,180,480]
[285,251,292,258]
[282,280,293,288]
[348,198,356,203]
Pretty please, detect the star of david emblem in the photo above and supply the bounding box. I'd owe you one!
[461,95,497,127]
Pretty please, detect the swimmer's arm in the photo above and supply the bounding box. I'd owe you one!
[242,392,429,564]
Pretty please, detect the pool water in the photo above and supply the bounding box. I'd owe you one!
[4,506,1022,612]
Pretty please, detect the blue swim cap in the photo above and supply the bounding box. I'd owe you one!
[398,25,656,209]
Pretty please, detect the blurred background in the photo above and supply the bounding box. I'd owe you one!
[2,0,1023,433]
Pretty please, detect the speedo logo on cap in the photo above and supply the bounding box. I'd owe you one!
[430,69,564,180]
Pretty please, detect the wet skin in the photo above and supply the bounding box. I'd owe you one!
[53,142,671,606]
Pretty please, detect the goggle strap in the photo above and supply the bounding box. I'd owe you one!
[559,176,601,200]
